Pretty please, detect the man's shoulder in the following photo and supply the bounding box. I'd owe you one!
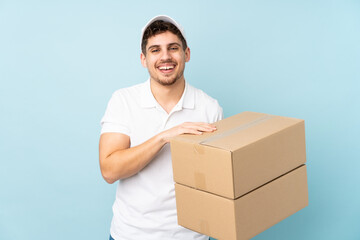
[186,82,223,121]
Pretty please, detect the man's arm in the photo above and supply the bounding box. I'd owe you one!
[99,122,216,184]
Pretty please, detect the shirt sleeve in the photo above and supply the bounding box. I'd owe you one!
[100,91,131,136]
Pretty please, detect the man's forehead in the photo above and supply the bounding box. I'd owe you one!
[146,31,183,47]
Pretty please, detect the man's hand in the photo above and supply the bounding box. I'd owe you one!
[159,122,217,143]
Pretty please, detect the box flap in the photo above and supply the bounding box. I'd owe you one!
[201,112,303,152]
[172,111,268,145]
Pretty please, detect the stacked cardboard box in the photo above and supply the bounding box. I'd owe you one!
[171,111,308,240]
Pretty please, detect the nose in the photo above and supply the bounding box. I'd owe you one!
[160,49,171,61]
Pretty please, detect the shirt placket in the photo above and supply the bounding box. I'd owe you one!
[159,104,183,130]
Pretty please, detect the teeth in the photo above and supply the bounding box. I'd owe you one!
[159,66,174,70]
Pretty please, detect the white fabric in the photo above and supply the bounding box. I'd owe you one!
[100,79,223,240]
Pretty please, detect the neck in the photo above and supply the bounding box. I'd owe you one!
[150,78,185,114]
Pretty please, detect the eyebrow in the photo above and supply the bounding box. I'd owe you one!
[147,42,181,51]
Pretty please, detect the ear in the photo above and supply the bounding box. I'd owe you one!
[185,47,190,62]
[140,52,147,68]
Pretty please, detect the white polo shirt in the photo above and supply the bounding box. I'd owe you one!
[101,79,223,240]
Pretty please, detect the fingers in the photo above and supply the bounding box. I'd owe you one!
[160,122,217,143]
[180,122,217,134]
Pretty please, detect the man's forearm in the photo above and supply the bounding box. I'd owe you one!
[100,133,167,183]
[99,122,216,183]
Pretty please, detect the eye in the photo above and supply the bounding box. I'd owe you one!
[151,49,160,53]
[169,47,179,51]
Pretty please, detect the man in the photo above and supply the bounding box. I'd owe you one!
[99,15,223,240]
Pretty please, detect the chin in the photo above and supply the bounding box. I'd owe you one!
[155,76,179,86]
[159,79,177,86]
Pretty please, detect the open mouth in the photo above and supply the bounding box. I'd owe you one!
[157,64,176,73]
[159,66,174,70]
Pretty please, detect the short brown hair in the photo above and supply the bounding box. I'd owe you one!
[141,20,187,55]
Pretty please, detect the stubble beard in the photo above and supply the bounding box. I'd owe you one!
[150,68,185,86]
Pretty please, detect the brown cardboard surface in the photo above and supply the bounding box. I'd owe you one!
[175,165,308,240]
[171,111,306,199]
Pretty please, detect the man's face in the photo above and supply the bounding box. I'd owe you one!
[141,31,190,86]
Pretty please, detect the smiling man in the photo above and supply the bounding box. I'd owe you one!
[99,15,223,240]
[142,31,188,87]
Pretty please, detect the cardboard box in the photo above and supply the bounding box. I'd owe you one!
[175,165,309,240]
[171,111,306,199]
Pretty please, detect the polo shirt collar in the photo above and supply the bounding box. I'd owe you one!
[140,79,195,110]
[140,80,157,108]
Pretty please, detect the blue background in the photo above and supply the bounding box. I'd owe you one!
[1,0,359,239]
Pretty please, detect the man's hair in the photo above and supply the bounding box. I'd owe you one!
[141,20,187,55]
